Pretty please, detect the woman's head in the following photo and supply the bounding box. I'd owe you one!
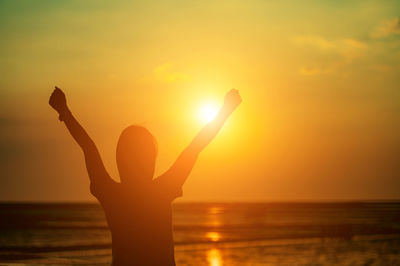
[116,125,157,185]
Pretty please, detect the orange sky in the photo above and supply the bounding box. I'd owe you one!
[1,0,400,201]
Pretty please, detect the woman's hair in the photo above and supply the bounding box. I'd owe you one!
[116,125,158,183]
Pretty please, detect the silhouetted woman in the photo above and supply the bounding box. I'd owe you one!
[49,87,241,265]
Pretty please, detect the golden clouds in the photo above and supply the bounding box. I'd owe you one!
[136,62,190,85]
[371,17,400,39]
[153,63,190,83]
[299,67,326,76]
[294,35,368,76]
[294,36,368,60]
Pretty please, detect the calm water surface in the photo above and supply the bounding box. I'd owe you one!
[0,202,399,265]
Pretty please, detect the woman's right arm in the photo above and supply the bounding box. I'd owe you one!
[49,87,115,196]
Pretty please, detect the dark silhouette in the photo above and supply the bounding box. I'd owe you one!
[49,87,241,265]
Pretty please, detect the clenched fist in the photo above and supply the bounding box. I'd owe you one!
[49,86,68,121]
[223,89,242,113]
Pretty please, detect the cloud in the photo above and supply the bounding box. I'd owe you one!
[338,39,368,60]
[371,17,400,39]
[299,67,323,76]
[370,64,392,73]
[153,63,189,83]
[137,62,190,85]
[294,35,368,76]
[294,36,335,51]
[298,63,344,76]
[294,36,368,60]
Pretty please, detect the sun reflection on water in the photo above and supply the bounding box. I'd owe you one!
[206,206,223,265]
[209,206,223,214]
[206,231,221,242]
[208,206,223,227]
[207,248,222,266]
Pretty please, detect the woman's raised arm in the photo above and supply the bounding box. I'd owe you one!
[158,89,242,188]
[49,87,115,197]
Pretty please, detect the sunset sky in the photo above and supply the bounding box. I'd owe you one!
[1,0,399,202]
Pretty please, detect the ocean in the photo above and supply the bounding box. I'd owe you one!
[0,202,399,265]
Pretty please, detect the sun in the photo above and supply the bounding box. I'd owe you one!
[199,102,219,123]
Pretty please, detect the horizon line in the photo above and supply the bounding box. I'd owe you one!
[1,199,400,204]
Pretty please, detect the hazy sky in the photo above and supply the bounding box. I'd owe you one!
[1,0,400,202]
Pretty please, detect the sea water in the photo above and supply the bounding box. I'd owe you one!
[0,202,399,265]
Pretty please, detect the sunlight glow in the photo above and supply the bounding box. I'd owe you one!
[209,206,223,214]
[206,232,221,242]
[207,248,222,266]
[199,103,219,123]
